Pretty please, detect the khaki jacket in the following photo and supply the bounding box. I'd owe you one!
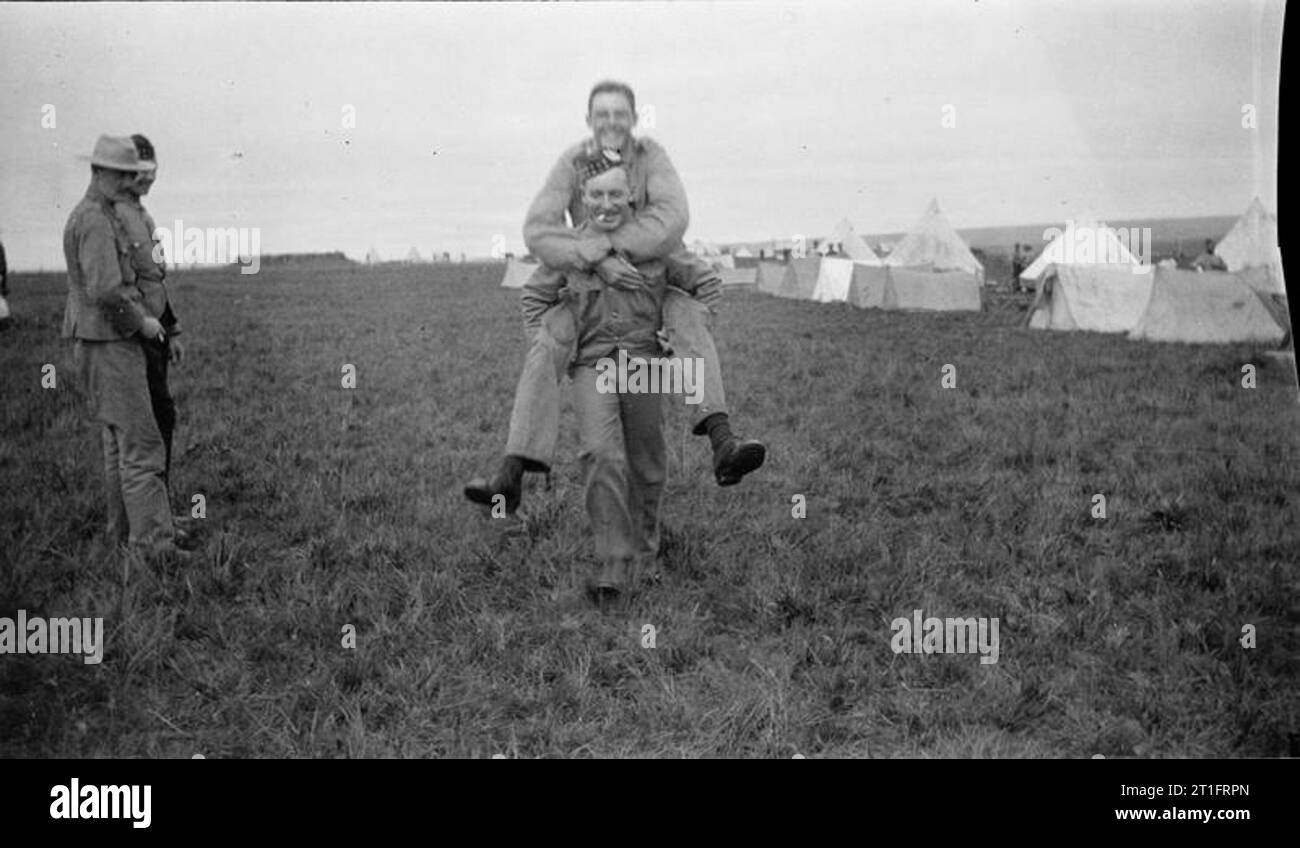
[114,197,181,335]
[62,183,149,340]
[522,223,719,368]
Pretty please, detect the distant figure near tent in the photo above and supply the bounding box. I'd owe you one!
[1191,239,1227,272]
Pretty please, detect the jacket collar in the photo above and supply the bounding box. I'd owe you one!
[85,181,125,209]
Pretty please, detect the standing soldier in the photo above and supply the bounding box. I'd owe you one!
[63,135,188,561]
[1191,238,1228,272]
[114,135,187,511]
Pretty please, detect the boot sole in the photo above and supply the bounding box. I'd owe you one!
[463,480,520,513]
[716,442,767,486]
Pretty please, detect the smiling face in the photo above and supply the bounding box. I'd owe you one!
[581,166,632,232]
[586,90,636,153]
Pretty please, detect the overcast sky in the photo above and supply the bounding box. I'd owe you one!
[0,0,1282,269]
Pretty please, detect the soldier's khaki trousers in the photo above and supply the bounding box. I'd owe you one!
[74,339,175,553]
[570,362,667,587]
[505,287,726,472]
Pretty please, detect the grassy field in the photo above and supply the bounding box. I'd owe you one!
[1,263,1296,758]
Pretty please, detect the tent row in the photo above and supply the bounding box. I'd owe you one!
[498,198,1287,347]
[1027,264,1287,344]
[504,198,980,295]
[757,257,982,311]
[754,199,987,270]
[753,199,986,311]
[1026,199,1288,344]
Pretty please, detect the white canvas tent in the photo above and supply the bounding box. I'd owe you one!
[1215,198,1286,297]
[1128,266,1285,344]
[806,260,979,311]
[407,247,424,263]
[734,247,754,259]
[884,200,983,281]
[1236,266,1293,340]
[500,257,539,288]
[1027,264,1154,333]
[883,267,982,312]
[811,257,858,302]
[1020,219,1143,286]
[755,258,829,299]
